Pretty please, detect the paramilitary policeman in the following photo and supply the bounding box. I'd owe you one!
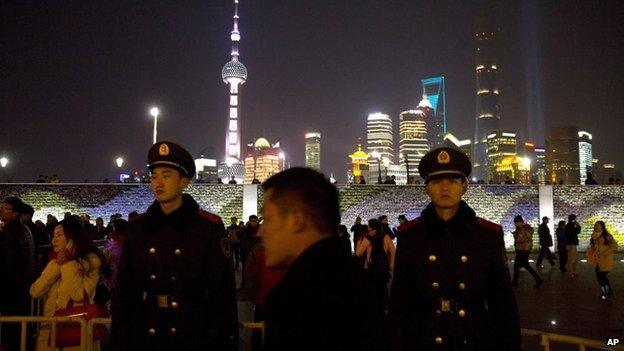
[389,147,520,351]
[111,141,238,350]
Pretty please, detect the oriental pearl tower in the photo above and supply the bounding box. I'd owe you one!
[219,0,248,182]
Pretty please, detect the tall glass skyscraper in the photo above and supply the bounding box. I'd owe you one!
[305,132,321,171]
[473,1,501,181]
[366,112,394,164]
[421,76,446,148]
[399,100,430,178]
[578,131,593,184]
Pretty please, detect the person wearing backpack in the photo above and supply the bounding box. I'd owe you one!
[355,218,395,318]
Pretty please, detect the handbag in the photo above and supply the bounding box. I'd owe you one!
[49,290,110,347]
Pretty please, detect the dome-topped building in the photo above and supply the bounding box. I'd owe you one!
[222,60,248,83]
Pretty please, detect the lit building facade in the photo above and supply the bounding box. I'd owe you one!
[219,0,248,182]
[348,143,369,180]
[399,102,430,179]
[494,156,531,184]
[533,148,547,184]
[473,2,501,182]
[443,132,472,162]
[367,112,394,165]
[546,126,580,184]
[243,138,282,184]
[578,131,593,184]
[486,130,517,182]
[194,158,218,183]
[305,132,321,171]
[421,76,446,148]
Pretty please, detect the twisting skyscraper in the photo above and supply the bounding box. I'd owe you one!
[220,0,248,181]
[473,1,501,181]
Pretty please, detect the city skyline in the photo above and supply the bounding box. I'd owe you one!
[1,1,623,182]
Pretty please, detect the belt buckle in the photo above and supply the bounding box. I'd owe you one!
[156,295,169,308]
[440,299,452,312]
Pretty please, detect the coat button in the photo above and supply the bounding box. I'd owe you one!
[458,309,466,317]
[435,310,442,316]
[461,255,468,263]
[170,327,177,334]
[150,274,156,280]
[148,328,156,335]
[432,282,440,289]
[171,301,178,308]
[429,255,437,262]
[435,336,443,344]
[459,283,466,290]
[149,247,156,254]
[174,248,182,255]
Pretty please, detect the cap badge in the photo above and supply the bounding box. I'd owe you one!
[437,150,450,164]
[159,143,170,156]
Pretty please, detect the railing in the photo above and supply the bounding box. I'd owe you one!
[522,328,624,351]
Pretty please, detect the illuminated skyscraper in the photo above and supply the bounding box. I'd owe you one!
[366,112,394,164]
[421,76,446,148]
[219,0,248,181]
[486,130,517,182]
[546,126,580,184]
[473,1,501,181]
[305,132,321,171]
[399,96,431,178]
[244,138,281,184]
[578,131,593,184]
[443,133,472,162]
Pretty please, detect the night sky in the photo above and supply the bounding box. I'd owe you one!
[2,0,623,182]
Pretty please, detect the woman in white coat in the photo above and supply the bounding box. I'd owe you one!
[30,217,106,351]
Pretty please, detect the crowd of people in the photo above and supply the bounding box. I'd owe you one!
[1,142,621,351]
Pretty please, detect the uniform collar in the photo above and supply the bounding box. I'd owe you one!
[146,193,199,231]
[421,200,476,237]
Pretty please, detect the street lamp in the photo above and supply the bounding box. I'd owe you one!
[150,107,160,144]
[116,157,124,168]
[0,157,7,168]
[371,151,382,184]
[382,157,390,179]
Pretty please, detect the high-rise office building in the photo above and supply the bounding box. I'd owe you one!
[421,76,446,148]
[244,137,282,184]
[305,132,321,171]
[219,0,248,182]
[546,126,580,184]
[486,130,517,182]
[443,133,472,162]
[578,131,593,184]
[367,112,394,164]
[473,1,502,181]
[534,147,547,184]
[399,97,431,178]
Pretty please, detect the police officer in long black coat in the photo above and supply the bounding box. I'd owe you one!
[111,141,238,350]
[389,147,520,350]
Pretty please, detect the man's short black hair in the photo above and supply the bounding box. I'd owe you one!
[379,215,388,221]
[262,167,340,234]
[22,203,35,216]
[513,215,524,223]
[398,215,407,221]
[249,215,259,221]
[568,214,576,221]
[2,196,25,214]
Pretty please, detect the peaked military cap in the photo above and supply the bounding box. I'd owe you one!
[147,141,196,178]
[418,147,471,183]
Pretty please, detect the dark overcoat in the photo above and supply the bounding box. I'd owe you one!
[390,201,521,351]
[111,194,238,350]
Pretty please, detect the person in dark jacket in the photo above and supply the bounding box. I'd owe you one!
[565,214,581,277]
[350,216,367,250]
[536,216,556,268]
[239,215,260,289]
[0,196,36,351]
[379,215,395,239]
[111,141,238,351]
[555,220,567,271]
[389,147,520,351]
[260,168,378,351]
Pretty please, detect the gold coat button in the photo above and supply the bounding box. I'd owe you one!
[150,274,156,280]
[432,282,440,289]
[171,301,178,308]
[459,283,466,290]
[174,249,182,255]
[429,255,437,262]
[435,336,443,344]
[170,327,177,334]
[458,309,466,317]
[461,255,468,263]
[149,247,156,254]
[148,328,156,335]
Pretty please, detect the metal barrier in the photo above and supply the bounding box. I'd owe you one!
[522,328,624,351]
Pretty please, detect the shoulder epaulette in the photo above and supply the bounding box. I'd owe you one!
[475,217,502,232]
[398,217,421,233]
[197,209,223,224]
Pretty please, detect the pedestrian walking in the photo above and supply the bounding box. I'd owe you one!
[555,220,568,271]
[511,215,543,287]
[389,147,520,350]
[565,214,581,277]
[536,216,556,268]
[239,215,260,289]
[226,217,242,270]
[588,221,618,299]
[350,216,367,250]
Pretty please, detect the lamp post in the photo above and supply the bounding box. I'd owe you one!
[150,107,160,144]
[371,151,382,184]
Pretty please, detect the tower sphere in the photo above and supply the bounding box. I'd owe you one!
[222,60,248,82]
